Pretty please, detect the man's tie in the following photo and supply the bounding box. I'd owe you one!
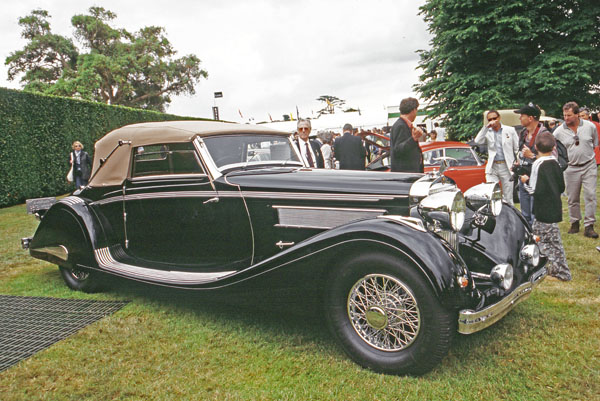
[305,142,315,167]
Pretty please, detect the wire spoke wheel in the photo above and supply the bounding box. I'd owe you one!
[347,274,421,351]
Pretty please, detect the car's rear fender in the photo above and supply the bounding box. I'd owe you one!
[29,196,105,268]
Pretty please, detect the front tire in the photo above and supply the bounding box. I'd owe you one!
[325,253,454,375]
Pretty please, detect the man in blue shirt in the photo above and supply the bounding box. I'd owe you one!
[474,110,519,205]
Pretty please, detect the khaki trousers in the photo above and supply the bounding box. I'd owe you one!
[564,161,597,226]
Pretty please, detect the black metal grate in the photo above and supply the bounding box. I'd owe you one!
[0,295,128,372]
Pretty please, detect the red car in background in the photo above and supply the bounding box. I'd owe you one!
[420,141,487,192]
[365,136,487,192]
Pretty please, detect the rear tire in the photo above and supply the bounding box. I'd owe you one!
[325,253,454,375]
[59,265,101,293]
[58,234,102,293]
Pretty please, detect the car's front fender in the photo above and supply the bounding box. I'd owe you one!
[215,216,470,309]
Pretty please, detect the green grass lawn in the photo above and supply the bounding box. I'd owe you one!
[0,191,599,401]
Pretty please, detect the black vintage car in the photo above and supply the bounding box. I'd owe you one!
[22,121,546,375]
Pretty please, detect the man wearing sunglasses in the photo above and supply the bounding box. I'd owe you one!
[295,118,324,168]
[554,102,599,238]
[474,110,520,205]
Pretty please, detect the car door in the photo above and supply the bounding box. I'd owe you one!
[123,142,253,270]
[441,147,486,192]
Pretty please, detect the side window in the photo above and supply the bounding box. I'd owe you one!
[445,148,478,166]
[424,149,443,166]
[132,143,204,177]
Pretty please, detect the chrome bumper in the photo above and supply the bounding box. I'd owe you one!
[458,267,547,334]
[21,237,32,250]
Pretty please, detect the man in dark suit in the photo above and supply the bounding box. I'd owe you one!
[390,97,424,173]
[295,119,324,168]
[333,123,366,170]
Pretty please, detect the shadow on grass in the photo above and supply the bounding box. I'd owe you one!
[12,265,562,377]
[99,272,335,348]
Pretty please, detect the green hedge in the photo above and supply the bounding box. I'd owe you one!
[0,87,205,207]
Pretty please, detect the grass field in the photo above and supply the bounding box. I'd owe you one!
[0,191,598,401]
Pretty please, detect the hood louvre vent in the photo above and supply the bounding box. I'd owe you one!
[274,206,387,230]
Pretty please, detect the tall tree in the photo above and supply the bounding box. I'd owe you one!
[5,7,208,112]
[5,10,78,93]
[316,95,345,115]
[415,0,600,140]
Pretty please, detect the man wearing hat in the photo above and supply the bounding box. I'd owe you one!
[474,110,520,205]
[513,103,548,226]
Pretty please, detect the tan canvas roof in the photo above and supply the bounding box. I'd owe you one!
[89,121,291,187]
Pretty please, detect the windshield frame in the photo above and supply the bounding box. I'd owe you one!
[194,134,304,179]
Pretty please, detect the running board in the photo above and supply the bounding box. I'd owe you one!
[94,247,236,285]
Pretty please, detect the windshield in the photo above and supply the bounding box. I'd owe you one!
[203,134,303,170]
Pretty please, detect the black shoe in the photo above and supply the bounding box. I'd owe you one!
[584,225,599,239]
[568,221,580,234]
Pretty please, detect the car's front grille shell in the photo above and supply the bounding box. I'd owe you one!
[437,230,459,252]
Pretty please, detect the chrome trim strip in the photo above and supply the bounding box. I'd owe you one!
[130,173,208,181]
[92,190,405,206]
[241,191,403,201]
[94,247,236,284]
[275,224,334,230]
[59,196,85,206]
[31,245,69,262]
[194,137,222,180]
[273,205,388,213]
[458,267,547,334]
[376,215,427,232]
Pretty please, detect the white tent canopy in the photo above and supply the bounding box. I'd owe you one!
[252,108,390,134]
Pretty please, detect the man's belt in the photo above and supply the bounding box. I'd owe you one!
[493,160,506,164]
[569,158,595,168]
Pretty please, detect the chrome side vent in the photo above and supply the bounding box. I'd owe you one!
[274,206,387,230]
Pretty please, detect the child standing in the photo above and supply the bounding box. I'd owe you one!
[521,131,571,281]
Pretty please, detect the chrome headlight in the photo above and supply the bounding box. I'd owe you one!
[490,263,514,290]
[520,244,540,267]
[464,182,503,216]
[418,190,465,232]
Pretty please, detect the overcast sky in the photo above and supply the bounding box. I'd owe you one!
[0,0,430,123]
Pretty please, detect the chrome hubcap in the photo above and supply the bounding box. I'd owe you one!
[70,268,89,281]
[347,274,420,351]
[365,306,388,330]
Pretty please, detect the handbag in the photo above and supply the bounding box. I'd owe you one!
[67,166,74,182]
[67,151,74,182]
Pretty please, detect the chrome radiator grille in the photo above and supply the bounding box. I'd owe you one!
[437,230,459,251]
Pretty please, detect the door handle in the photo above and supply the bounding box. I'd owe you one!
[275,241,295,249]
[203,197,219,204]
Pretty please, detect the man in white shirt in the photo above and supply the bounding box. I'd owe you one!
[434,123,446,141]
[295,119,324,168]
[473,110,519,205]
